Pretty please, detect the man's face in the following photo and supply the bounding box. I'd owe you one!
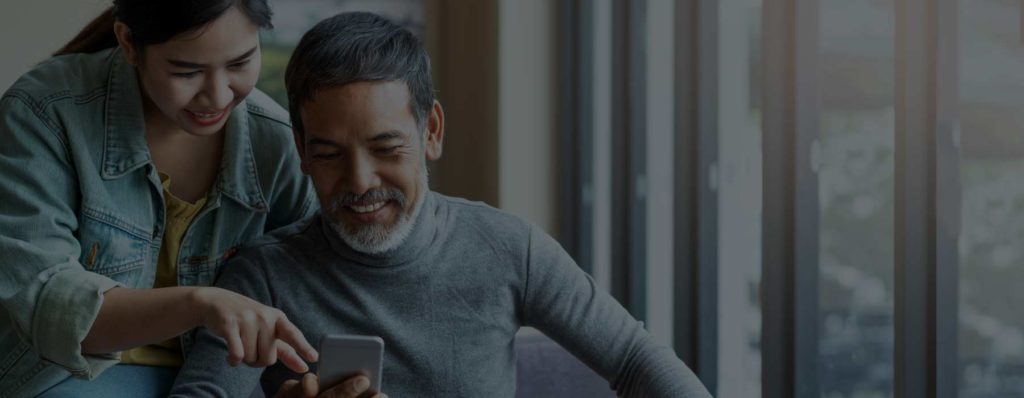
[297,81,443,253]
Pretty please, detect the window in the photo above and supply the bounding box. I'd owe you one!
[959,1,1024,396]
[818,1,895,396]
[717,0,764,396]
[556,0,1024,396]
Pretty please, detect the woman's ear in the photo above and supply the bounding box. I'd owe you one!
[424,100,445,161]
[113,21,139,65]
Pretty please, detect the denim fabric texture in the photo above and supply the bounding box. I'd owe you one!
[36,364,178,398]
[0,47,317,397]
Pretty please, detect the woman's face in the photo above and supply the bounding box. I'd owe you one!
[120,6,262,136]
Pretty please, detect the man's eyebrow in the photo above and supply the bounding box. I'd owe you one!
[368,131,406,143]
[307,138,340,147]
[167,46,258,69]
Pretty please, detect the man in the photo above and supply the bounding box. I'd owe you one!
[170,12,712,398]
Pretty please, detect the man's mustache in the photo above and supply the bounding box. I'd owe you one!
[326,188,407,215]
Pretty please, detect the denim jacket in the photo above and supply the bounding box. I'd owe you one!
[0,48,317,397]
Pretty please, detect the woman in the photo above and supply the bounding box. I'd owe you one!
[0,1,320,396]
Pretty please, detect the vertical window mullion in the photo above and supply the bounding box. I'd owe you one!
[627,0,648,321]
[610,0,629,310]
[674,0,719,393]
[558,0,595,274]
[591,0,614,293]
[761,0,820,397]
[893,0,959,396]
[610,0,648,320]
[933,1,960,395]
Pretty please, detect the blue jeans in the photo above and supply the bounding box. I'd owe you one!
[37,364,178,398]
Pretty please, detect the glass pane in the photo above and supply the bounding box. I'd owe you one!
[717,0,763,396]
[959,1,1024,396]
[819,1,895,397]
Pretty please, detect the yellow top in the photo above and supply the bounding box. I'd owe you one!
[121,173,207,367]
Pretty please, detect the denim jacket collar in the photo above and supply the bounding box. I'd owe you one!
[101,49,148,180]
[101,49,268,211]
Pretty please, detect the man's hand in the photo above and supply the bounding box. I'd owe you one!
[274,373,388,398]
[191,287,319,373]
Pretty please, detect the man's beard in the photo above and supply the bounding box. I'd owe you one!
[325,166,429,255]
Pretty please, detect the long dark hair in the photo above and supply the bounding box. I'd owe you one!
[54,0,272,56]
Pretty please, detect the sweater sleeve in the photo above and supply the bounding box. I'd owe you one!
[169,255,272,398]
[521,225,712,398]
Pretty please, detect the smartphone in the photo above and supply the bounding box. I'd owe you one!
[316,334,385,393]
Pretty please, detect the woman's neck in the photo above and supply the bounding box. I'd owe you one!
[142,95,225,203]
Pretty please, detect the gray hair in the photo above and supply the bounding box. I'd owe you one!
[284,12,434,138]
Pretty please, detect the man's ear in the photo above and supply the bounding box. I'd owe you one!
[292,128,309,175]
[424,100,445,161]
[113,21,140,66]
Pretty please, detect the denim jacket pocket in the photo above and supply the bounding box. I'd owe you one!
[77,206,149,286]
[178,255,227,288]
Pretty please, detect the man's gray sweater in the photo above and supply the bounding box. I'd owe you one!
[169,192,711,397]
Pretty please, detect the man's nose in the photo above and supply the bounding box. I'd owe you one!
[345,153,381,196]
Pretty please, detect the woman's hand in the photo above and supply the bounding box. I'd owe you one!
[191,287,319,373]
[274,373,387,398]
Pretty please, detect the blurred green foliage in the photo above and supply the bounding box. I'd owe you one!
[256,43,294,109]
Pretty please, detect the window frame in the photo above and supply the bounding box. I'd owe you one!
[760,0,822,396]
[893,0,960,396]
[673,0,720,394]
